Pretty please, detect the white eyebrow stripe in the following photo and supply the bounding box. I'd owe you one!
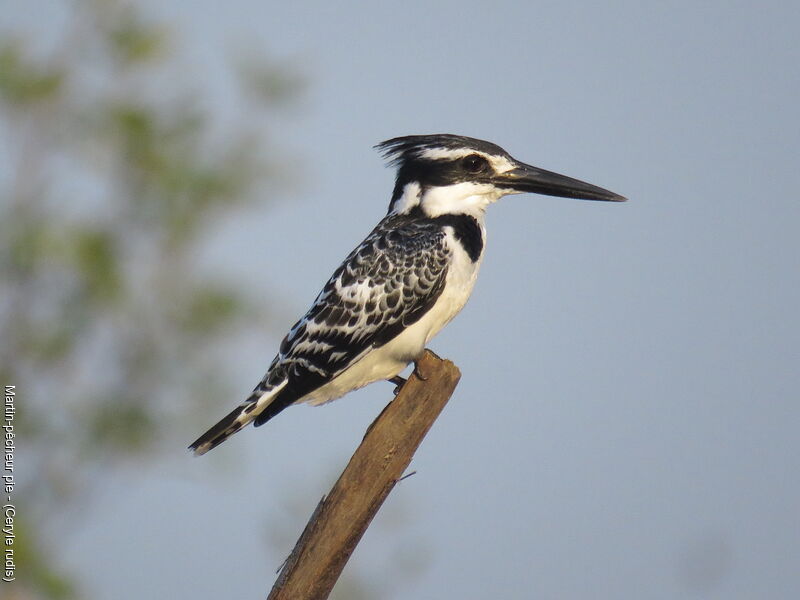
[489,155,515,173]
[419,147,477,161]
[418,147,516,174]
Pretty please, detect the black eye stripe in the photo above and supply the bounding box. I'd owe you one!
[389,153,496,207]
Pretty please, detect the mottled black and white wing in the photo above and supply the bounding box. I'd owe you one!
[189,213,451,455]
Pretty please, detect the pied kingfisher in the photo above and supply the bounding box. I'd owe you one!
[190,134,625,455]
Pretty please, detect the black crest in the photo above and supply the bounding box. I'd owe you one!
[375,134,508,166]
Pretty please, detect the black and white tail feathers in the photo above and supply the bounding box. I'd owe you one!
[189,379,288,456]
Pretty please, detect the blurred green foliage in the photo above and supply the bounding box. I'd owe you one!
[0,43,64,105]
[0,1,301,597]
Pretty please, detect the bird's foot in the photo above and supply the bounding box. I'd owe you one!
[412,360,430,382]
[388,375,407,395]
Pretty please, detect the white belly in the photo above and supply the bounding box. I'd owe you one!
[301,226,483,406]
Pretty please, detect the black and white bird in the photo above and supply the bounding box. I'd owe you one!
[190,134,625,455]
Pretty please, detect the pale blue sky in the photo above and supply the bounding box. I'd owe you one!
[9,1,800,598]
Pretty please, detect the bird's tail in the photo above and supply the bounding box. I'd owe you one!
[189,379,288,456]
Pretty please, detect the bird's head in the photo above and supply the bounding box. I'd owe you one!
[377,134,626,218]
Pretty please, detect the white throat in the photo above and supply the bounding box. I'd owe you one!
[390,181,509,219]
[420,182,505,218]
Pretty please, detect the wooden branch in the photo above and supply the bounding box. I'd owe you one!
[268,349,461,600]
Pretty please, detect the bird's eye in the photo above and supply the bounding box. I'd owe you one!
[462,154,488,173]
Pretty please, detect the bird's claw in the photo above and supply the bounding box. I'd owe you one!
[412,361,430,382]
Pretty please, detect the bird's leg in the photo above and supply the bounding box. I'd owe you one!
[388,375,407,395]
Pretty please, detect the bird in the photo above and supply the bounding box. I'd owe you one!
[189,134,625,455]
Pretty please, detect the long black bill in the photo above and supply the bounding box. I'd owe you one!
[497,161,626,202]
